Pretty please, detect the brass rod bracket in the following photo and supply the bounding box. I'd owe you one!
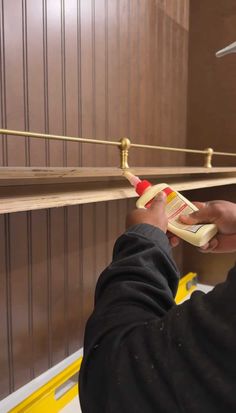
[119,137,131,169]
[204,147,214,168]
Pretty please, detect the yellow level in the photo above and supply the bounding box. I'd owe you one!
[9,358,82,413]
[175,272,198,304]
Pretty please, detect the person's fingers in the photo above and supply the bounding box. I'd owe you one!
[192,202,206,210]
[198,237,218,253]
[179,204,215,225]
[198,234,236,253]
[167,231,180,247]
[126,191,168,231]
[150,191,166,211]
[199,242,210,251]
[203,234,236,253]
[169,236,180,247]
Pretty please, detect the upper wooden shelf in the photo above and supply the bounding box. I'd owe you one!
[0,166,236,214]
[1,166,236,185]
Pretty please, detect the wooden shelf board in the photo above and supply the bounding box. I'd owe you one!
[0,175,235,214]
[1,166,236,186]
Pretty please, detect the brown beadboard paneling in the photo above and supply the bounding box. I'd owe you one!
[31,210,49,377]
[137,0,148,167]
[107,199,118,264]
[47,0,64,166]
[185,1,236,283]
[0,0,189,168]
[3,0,26,166]
[50,208,67,365]
[145,1,157,167]
[9,213,32,389]
[0,0,6,166]
[156,5,188,167]
[117,199,127,237]
[119,0,129,152]
[187,0,236,167]
[80,0,94,167]
[94,202,108,279]
[93,0,107,166]
[64,0,81,167]
[107,0,121,167]
[26,0,47,166]
[0,215,9,398]
[81,203,95,328]
[0,0,189,397]
[129,0,140,167]
[42,0,50,165]
[66,206,83,353]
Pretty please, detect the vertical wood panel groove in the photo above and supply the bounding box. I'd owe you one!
[92,0,96,164]
[22,0,30,166]
[92,0,97,284]
[64,207,69,357]
[93,203,97,284]
[142,0,148,164]
[78,205,83,334]
[61,0,67,167]
[117,0,120,139]
[46,210,52,367]
[26,211,34,379]
[80,205,84,327]
[162,3,167,151]
[169,6,174,159]
[148,1,156,164]
[0,0,7,165]
[153,2,158,160]
[5,214,14,391]
[127,0,131,137]
[77,0,82,166]
[104,0,109,268]
[105,202,109,266]
[137,0,141,150]
[104,0,108,163]
[42,0,49,166]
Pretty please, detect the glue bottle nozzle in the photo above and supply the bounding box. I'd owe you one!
[123,171,141,187]
[123,171,152,196]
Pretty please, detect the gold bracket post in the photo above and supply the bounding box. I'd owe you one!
[204,147,213,168]
[119,137,131,169]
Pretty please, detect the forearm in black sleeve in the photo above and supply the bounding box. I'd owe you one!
[80,224,236,413]
[88,223,179,340]
[79,224,180,411]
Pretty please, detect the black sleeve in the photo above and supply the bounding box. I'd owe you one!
[79,224,236,413]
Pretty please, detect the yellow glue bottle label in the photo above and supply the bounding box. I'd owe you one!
[136,183,218,247]
[164,187,203,234]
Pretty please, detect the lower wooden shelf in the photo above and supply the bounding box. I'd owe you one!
[0,166,236,214]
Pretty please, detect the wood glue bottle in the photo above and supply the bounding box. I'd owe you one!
[124,171,217,247]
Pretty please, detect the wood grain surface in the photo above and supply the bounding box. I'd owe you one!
[0,0,189,398]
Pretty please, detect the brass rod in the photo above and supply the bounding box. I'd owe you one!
[131,143,206,154]
[0,128,236,158]
[131,143,236,157]
[0,129,120,147]
[213,151,236,157]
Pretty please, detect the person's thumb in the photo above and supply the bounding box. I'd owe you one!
[179,205,213,225]
[150,191,166,211]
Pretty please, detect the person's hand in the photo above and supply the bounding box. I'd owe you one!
[167,232,180,248]
[179,200,236,253]
[126,192,168,233]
